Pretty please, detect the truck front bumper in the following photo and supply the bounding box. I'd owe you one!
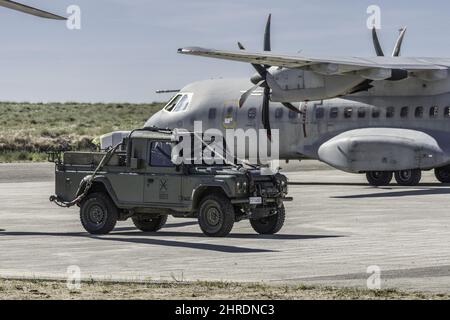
[231,196,293,205]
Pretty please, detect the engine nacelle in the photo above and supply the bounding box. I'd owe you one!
[267,68,364,102]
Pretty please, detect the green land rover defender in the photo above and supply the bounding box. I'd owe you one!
[50,129,292,237]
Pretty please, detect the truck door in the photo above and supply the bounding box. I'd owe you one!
[143,141,182,204]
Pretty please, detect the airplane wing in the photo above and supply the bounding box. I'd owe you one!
[178,47,450,79]
[0,0,66,20]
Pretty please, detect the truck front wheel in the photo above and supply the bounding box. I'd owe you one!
[80,192,118,235]
[198,194,235,237]
[132,215,168,232]
[250,205,286,235]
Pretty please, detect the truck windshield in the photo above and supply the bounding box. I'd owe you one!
[149,141,174,167]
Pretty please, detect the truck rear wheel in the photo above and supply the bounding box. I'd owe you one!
[198,194,234,237]
[80,192,118,235]
[132,215,168,232]
[250,205,286,235]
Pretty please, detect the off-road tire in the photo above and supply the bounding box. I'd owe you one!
[80,192,118,235]
[250,205,286,235]
[435,166,450,183]
[395,169,422,186]
[198,194,235,237]
[132,215,168,232]
[366,171,393,186]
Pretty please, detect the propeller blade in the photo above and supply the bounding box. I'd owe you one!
[392,27,407,57]
[237,41,268,82]
[0,0,66,20]
[264,14,272,52]
[372,27,385,56]
[281,102,303,114]
[261,87,272,140]
[239,80,265,108]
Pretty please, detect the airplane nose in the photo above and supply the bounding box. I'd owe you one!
[144,110,163,128]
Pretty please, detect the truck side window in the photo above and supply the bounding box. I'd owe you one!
[149,142,174,167]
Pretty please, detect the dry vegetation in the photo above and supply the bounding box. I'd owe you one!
[0,278,448,300]
[0,102,164,162]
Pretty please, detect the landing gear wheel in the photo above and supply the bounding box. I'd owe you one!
[198,194,234,237]
[366,171,393,186]
[132,215,168,232]
[395,169,422,186]
[250,205,286,235]
[435,166,450,183]
[80,192,118,235]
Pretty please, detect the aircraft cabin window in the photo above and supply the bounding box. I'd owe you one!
[445,107,450,118]
[415,106,424,118]
[275,108,284,119]
[357,108,366,118]
[289,110,299,119]
[208,108,216,119]
[372,108,380,118]
[330,107,339,119]
[400,106,409,118]
[386,107,395,118]
[248,108,257,119]
[164,93,192,113]
[315,107,324,119]
[430,106,439,118]
[344,107,353,119]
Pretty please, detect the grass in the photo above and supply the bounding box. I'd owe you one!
[0,278,448,300]
[0,102,164,162]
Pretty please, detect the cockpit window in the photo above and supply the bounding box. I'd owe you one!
[164,93,192,112]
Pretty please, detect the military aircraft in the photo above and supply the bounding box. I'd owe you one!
[147,15,450,187]
[0,0,65,20]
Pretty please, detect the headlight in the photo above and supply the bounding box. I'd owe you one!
[236,181,247,193]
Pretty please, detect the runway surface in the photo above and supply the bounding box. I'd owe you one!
[1,162,450,293]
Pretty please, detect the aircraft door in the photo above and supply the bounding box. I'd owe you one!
[222,101,238,129]
[309,101,327,136]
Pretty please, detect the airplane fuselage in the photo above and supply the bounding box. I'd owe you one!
[145,77,450,176]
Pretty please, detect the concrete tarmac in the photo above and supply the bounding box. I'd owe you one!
[0,162,450,293]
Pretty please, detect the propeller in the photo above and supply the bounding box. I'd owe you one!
[350,26,408,94]
[0,0,66,20]
[372,26,407,57]
[238,14,302,139]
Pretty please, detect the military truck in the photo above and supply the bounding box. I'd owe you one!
[50,129,292,237]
